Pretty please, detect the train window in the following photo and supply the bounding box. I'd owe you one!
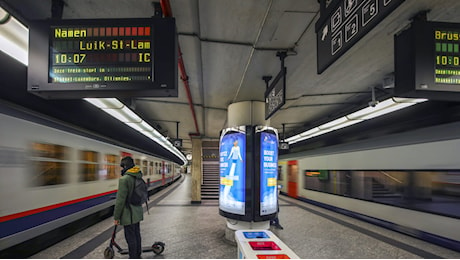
[30,142,69,186]
[79,150,99,182]
[302,169,460,218]
[103,154,119,179]
[149,161,153,176]
[142,160,148,175]
[135,158,141,166]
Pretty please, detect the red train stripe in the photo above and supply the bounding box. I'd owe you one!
[0,190,117,222]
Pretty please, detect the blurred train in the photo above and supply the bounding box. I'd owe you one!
[278,121,460,252]
[0,104,182,257]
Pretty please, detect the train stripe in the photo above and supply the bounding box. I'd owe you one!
[0,190,117,223]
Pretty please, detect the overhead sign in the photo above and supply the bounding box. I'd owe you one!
[316,0,405,74]
[28,18,178,99]
[395,20,460,101]
[265,67,286,120]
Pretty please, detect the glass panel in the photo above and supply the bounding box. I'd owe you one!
[103,154,119,179]
[80,150,99,182]
[30,143,69,186]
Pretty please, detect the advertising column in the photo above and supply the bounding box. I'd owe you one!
[259,129,279,217]
[219,126,247,218]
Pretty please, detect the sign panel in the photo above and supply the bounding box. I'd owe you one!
[434,29,460,85]
[49,25,153,84]
[316,0,404,74]
[28,18,178,99]
[219,128,246,215]
[259,131,279,216]
[395,20,460,100]
[265,67,286,120]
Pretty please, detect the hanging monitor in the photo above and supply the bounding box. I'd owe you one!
[27,17,177,99]
[395,20,460,101]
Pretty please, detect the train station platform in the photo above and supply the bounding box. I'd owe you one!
[31,173,460,259]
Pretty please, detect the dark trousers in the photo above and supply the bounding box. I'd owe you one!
[124,222,142,258]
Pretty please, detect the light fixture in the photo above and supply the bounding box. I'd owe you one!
[286,97,427,144]
[0,7,28,65]
[84,98,187,165]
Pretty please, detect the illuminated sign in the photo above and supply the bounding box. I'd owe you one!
[28,18,177,99]
[434,30,460,84]
[50,25,153,84]
[259,131,278,216]
[219,128,246,216]
[395,20,460,101]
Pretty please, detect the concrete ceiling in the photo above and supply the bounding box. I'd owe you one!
[2,0,460,156]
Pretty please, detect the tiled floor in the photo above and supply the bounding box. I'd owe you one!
[31,174,460,259]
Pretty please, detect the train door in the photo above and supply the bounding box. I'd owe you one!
[287,160,298,198]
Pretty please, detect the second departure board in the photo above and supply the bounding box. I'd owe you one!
[395,20,460,101]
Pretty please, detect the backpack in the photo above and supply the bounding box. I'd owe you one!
[128,175,149,213]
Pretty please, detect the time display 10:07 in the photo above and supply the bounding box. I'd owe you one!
[436,55,460,66]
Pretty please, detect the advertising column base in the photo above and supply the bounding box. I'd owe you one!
[224,219,270,243]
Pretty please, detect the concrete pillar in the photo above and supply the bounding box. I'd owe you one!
[191,136,202,204]
[227,101,269,127]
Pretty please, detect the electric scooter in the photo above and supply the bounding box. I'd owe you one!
[104,225,165,259]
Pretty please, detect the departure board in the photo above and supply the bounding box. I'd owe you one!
[28,18,178,99]
[434,29,460,85]
[50,25,153,83]
[395,20,460,101]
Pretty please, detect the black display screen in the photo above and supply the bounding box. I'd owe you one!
[395,20,460,101]
[28,18,177,99]
[49,24,153,83]
[434,29,460,85]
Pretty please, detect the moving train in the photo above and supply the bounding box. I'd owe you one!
[278,121,460,252]
[0,104,182,257]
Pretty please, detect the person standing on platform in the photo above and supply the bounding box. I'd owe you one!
[114,156,144,259]
[271,185,284,229]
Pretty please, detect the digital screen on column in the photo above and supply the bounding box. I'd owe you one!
[260,132,278,216]
[435,29,460,85]
[219,131,246,215]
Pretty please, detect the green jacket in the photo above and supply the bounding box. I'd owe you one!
[113,166,144,225]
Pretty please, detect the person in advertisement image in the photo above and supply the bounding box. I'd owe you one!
[260,132,279,217]
[219,131,246,215]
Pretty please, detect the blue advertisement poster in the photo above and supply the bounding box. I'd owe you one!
[219,130,246,215]
[260,131,278,216]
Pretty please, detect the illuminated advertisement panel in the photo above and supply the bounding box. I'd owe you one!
[259,131,278,216]
[219,128,246,215]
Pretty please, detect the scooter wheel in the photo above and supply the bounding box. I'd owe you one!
[152,242,165,255]
[104,247,115,259]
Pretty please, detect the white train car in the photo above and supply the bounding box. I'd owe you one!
[0,107,181,255]
[279,121,460,252]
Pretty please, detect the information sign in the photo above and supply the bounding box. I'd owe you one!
[316,0,404,74]
[265,67,286,120]
[28,18,177,99]
[395,20,460,101]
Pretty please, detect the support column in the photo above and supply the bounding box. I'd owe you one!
[191,136,202,204]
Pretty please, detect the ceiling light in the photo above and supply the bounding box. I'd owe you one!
[287,97,427,144]
[0,7,28,65]
[84,98,187,165]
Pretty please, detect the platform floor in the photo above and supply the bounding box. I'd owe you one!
[31,174,460,259]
